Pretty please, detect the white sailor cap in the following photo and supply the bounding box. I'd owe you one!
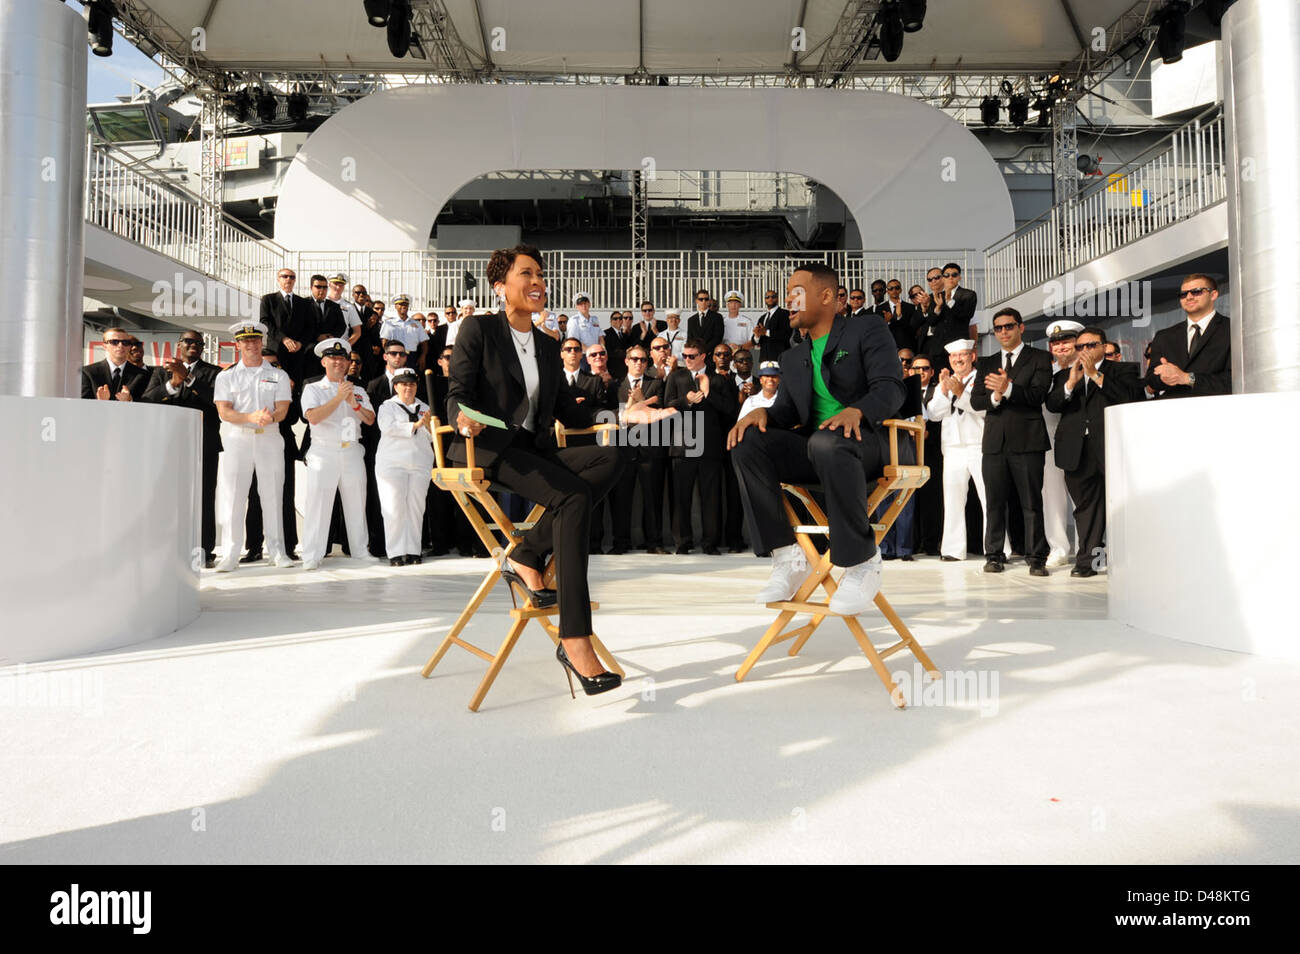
[314,337,352,358]
[665,308,680,317]
[391,368,419,385]
[725,290,743,304]
[944,338,976,354]
[327,273,347,285]
[1047,319,1085,340]
[228,320,268,340]
[573,291,591,304]
[392,293,411,305]
[757,360,782,377]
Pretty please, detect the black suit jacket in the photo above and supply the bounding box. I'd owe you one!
[1045,359,1145,471]
[259,292,316,382]
[307,297,347,341]
[970,345,1054,454]
[878,300,922,351]
[617,374,667,459]
[754,307,793,365]
[663,367,737,459]
[686,310,725,355]
[1143,312,1232,398]
[919,286,977,361]
[446,312,594,468]
[603,327,632,378]
[143,360,222,449]
[80,359,151,402]
[576,370,617,412]
[766,314,907,436]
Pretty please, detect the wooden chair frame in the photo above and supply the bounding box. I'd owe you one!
[734,418,942,707]
[419,416,623,711]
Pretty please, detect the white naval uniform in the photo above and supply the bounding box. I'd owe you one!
[661,327,687,359]
[375,396,436,560]
[300,377,373,564]
[380,317,427,353]
[723,313,755,348]
[569,312,603,349]
[739,389,777,418]
[334,297,365,335]
[1042,363,1076,563]
[927,371,1006,560]
[213,360,293,564]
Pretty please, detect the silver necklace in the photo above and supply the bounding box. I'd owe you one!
[509,324,533,353]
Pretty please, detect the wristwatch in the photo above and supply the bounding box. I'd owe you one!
[1187,372,1197,387]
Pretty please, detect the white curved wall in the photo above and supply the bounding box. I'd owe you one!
[276,85,1014,254]
[0,397,201,664]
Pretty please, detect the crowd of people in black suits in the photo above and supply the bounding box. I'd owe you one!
[80,259,1231,576]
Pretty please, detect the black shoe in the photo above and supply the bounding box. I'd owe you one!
[556,643,621,698]
[644,546,665,554]
[941,555,959,562]
[239,549,263,564]
[1071,566,1097,578]
[729,544,747,553]
[204,556,216,569]
[608,546,627,555]
[389,557,404,567]
[983,559,1004,573]
[900,554,915,562]
[675,545,693,554]
[702,546,721,555]
[1029,563,1049,577]
[409,554,423,565]
[882,553,898,561]
[499,564,557,608]
[430,547,451,557]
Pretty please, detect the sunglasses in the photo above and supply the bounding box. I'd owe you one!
[627,356,648,362]
[440,353,453,360]
[713,350,730,357]
[682,352,701,359]
[913,364,932,371]
[1075,341,1104,350]
[312,284,327,289]
[695,297,709,302]
[105,339,130,346]
[386,350,406,356]
[927,275,942,282]
[641,308,654,313]
[180,338,203,345]
[650,344,668,351]
[278,274,296,280]
[562,346,582,352]
[587,351,607,358]
[849,295,865,300]
[1179,287,1210,298]
[993,323,1019,331]
[887,285,902,291]
[942,271,960,278]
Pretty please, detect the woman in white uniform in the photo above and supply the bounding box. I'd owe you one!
[375,367,435,566]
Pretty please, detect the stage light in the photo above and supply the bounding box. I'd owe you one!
[980,96,1001,127]
[1077,154,1102,175]
[899,0,926,33]
[1034,97,1051,127]
[1008,94,1030,127]
[286,92,309,123]
[364,0,390,27]
[227,88,253,123]
[387,0,411,58]
[255,89,279,125]
[86,1,115,58]
[1156,1,1190,64]
[879,2,905,63]
[1205,0,1236,27]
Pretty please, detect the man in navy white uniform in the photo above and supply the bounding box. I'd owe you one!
[212,321,294,571]
[299,338,376,570]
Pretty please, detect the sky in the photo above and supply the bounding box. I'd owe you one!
[81,7,166,105]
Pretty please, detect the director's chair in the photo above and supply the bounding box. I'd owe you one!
[734,417,941,708]
[419,416,624,711]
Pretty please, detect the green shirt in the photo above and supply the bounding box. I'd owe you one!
[809,333,846,426]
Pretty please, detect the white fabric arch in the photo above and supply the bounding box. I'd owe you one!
[276,85,1014,253]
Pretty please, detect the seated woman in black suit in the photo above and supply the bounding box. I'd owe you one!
[448,244,665,696]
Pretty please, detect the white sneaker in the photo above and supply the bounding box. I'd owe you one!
[755,545,809,604]
[1045,551,1069,569]
[302,559,321,571]
[270,552,296,568]
[828,552,883,616]
[213,558,238,573]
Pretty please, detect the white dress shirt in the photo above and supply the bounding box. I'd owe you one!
[380,317,427,352]
[1187,312,1216,353]
[990,341,1025,406]
[301,377,373,445]
[510,332,540,433]
[164,360,198,395]
[213,360,291,430]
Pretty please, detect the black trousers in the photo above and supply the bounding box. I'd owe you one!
[489,433,625,639]
[732,427,883,567]
[671,456,722,550]
[1064,435,1106,571]
[914,433,944,554]
[722,452,745,548]
[364,441,386,557]
[983,449,1047,563]
[200,441,219,559]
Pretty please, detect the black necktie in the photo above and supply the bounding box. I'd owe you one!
[1189,324,1202,360]
[111,367,122,394]
[403,404,420,423]
[1003,351,1012,372]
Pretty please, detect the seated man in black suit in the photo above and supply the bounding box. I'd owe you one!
[728,262,906,615]
[1144,273,1232,399]
[1045,326,1145,578]
[81,327,151,401]
[970,306,1055,576]
[143,331,222,566]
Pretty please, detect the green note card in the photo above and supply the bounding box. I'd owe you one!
[459,404,508,429]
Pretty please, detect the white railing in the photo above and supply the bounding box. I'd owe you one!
[289,248,973,313]
[984,106,1227,306]
[84,137,288,295]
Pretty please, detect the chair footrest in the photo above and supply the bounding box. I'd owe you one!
[767,599,845,616]
[509,601,599,619]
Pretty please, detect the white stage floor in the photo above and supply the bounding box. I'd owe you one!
[2,553,1297,864]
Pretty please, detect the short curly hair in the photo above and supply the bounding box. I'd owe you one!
[486,244,545,286]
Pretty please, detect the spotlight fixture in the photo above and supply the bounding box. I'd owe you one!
[255,89,279,125]
[1077,154,1103,176]
[387,0,412,57]
[227,88,253,123]
[879,2,905,63]
[85,0,115,58]
[980,96,1001,127]
[899,0,927,33]
[1008,94,1030,127]
[1205,0,1236,27]
[286,92,309,123]
[1156,1,1190,64]
[363,0,390,27]
[1034,96,1052,127]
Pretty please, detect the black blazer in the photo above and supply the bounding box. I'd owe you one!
[617,374,667,459]
[80,359,151,402]
[143,360,222,449]
[1045,359,1145,472]
[1143,312,1232,398]
[307,297,347,341]
[879,300,922,351]
[662,367,737,459]
[259,292,316,382]
[754,307,793,365]
[765,314,906,436]
[446,312,594,468]
[576,370,617,412]
[686,310,725,354]
[969,345,1054,454]
[919,286,977,360]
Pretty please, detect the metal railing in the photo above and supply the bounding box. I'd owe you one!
[984,106,1227,306]
[288,248,974,313]
[84,136,288,295]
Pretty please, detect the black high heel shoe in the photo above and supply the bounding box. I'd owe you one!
[556,643,622,698]
[500,563,557,608]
